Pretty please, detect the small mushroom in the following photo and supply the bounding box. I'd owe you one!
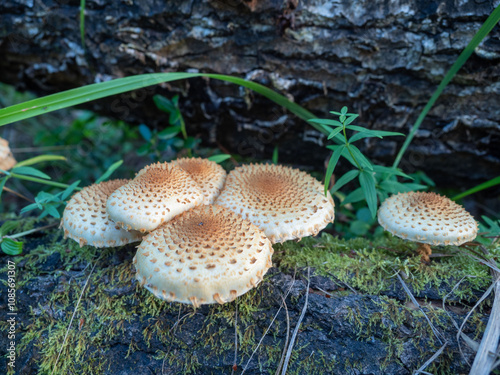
[0,137,17,171]
[214,163,335,243]
[173,157,227,204]
[377,191,478,263]
[61,179,143,247]
[133,204,274,307]
[106,162,204,233]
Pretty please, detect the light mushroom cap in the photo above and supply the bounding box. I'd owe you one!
[106,162,204,232]
[0,137,17,171]
[61,179,143,248]
[214,163,335,243]
[173,157,227,204]
[133,204,273,307]
[377,191,478,246]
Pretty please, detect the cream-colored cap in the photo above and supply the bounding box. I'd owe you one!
[61,179,143,247]
[214,163,335,243]
[133,205,273,307]
[173,157,226,204]
[0,137,17,171]
[378,191,478,246]
[106,162,204,232]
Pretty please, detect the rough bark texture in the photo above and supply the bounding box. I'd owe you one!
[0,218,496,374]
[1,0,500,187]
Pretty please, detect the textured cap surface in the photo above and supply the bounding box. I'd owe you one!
[173,157,227,204]
[214,164,335,243]
[0,137,17,171]
[133,204,273,307]
[377,192,478,246]
[61,179,143,247]
[106,162,204,232]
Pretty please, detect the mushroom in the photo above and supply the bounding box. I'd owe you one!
[106,162,204,233]
[0,137,17,171]
[377,191,478,263]
[61,179,143,247]
[173,157,227,204]
[133,204,274,307]
[214,163,335,243]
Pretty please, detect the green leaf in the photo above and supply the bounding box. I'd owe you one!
[348,130,404,143]
[272,145,279,165]
[372,165,413,180]
[342,187,365,205]
[346,125,404,138]
[344,115,358,126]
[0,176,8,200]
[356,207,374,224]
[183,136,199,149]
[138,124,152,142]
[393,4,500,168]
[12,166,51,180]
[324,145,345,195]
[309,118,343,127]
[20,202,40,214]
[331,170,360,193]
[359,170,378,219]
[207,154,232,163]
[153,94,176,114]
[158,126,182,140]
[349,220,371,236]
[61,180,81,201]
[379,180,426,194]
[137,144,150,156]
[1,238,23,255]
[341,106,348,115]
[15,154,67,168]
[44,205,61,219]
[95,160,123,184]
[347,145,373,170]
[0,221,21,237]
[327,126,344,140]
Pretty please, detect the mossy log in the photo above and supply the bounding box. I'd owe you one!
[0,216,498,374]
[1,0,500,187]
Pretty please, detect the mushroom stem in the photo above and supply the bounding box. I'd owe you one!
[416,242,432,263]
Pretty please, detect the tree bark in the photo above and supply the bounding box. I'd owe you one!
[1,0,499,187]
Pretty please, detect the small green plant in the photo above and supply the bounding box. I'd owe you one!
[137,95,200,160]
[310,106,426,219]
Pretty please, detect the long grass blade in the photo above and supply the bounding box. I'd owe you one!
[393,4,500,168]
[452,176,500,201]
[0,73,327,136]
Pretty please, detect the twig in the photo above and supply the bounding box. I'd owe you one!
[276,294,290,375]
[469,272,500,375]
[241,272,296,374]
[52,262,96,374]
[281,267,311,375]
[413,342,448,375]
[2,186,34,202]
[3,223,58,241]
[396,272,445,344]
[231,298,238,375]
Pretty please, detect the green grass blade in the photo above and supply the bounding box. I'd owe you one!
[95,160,123,184]
[393,4,500,168]
[15,154,67,168]
[452,175,500,201]
[80,0,86,49]
[208,154,232,164]
[0,73,327,136]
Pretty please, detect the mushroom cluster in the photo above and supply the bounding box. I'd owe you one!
[377,191,478,262]
[61,159,335,307]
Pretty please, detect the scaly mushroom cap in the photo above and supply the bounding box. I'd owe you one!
[214,163,335,243]
[133,205,273,307]
[61,179,143,247]
[377,191,478,246]
[0,137,17,171]
[106,163,204,232]
[173,157,227,204]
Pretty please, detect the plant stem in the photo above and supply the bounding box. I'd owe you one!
[10,173,82,191]
[342,122,362,169]
[3,223,58,240]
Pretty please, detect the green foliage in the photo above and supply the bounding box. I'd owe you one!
[311,106,423,219]
[477,216,500,245]
[0,220,23,255]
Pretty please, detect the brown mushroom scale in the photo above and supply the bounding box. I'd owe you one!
[133,205,273,307]
[106,162,204,233]
[61,179,143,247]
[378,191,478,262]
[215,164,335,243]
[173,157,226,204]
